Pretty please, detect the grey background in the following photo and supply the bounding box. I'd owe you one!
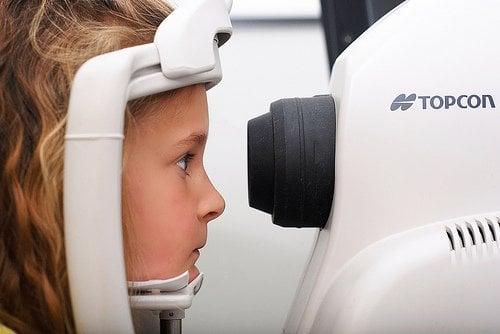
[184,20,330,334]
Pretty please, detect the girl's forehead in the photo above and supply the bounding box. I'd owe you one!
[145,84,208,123]
[129,85,209,144]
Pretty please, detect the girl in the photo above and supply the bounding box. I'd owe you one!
[0,1,225,333]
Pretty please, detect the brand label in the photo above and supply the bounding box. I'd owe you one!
[391,94,496,111]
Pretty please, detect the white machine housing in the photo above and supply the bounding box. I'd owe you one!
[311,214,500,333]
[284,0,500,332]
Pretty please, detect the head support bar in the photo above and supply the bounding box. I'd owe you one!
[155,0,232,79]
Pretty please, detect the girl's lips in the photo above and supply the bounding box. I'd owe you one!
[196,241,206,250]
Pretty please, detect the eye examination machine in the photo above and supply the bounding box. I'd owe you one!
[248,0,500,333]
[62,0,500,332]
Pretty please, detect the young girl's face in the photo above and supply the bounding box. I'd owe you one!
[123,84,225,282]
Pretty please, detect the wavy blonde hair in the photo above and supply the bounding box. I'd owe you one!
[0,1,173,333]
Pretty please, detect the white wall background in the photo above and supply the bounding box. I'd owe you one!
[133,18,330,334]
[230,0,321,19]
[181,20,331,334]
[174,0,321,19]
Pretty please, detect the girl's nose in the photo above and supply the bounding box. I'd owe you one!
[198,177,225,224]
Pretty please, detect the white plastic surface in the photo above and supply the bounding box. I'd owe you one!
[129,273,204,310]
[155,0,232,79]
[284,0,500,332]
[128,270,189,292]
[65,140,132,333]
[64,0,232,333]
[311,214,500,333]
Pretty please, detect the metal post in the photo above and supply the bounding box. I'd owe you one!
[159,309,185,334]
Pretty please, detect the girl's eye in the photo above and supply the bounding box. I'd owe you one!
[176,154,194,173]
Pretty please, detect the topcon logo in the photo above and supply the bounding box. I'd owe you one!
[390,93,496,111]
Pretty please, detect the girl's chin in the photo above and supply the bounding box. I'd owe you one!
[188,265,200,283]
[127,251,201,282]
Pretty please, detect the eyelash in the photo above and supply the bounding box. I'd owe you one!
[177,153,195,175]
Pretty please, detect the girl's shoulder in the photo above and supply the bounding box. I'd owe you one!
[0,325,15,334]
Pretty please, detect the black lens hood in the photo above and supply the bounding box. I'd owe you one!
[248,95,336,228]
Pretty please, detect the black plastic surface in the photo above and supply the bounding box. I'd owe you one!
[247,95,336,228]
[320,0,405,71]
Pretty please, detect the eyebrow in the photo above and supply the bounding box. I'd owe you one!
[176,132,207,147]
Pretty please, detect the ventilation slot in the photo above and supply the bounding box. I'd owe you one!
[445,219,499,251]
[466,224,476,245]
[476,221,486,243]
[456,226,466,248]
[446,227,455,251]
[487,219,497,242]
